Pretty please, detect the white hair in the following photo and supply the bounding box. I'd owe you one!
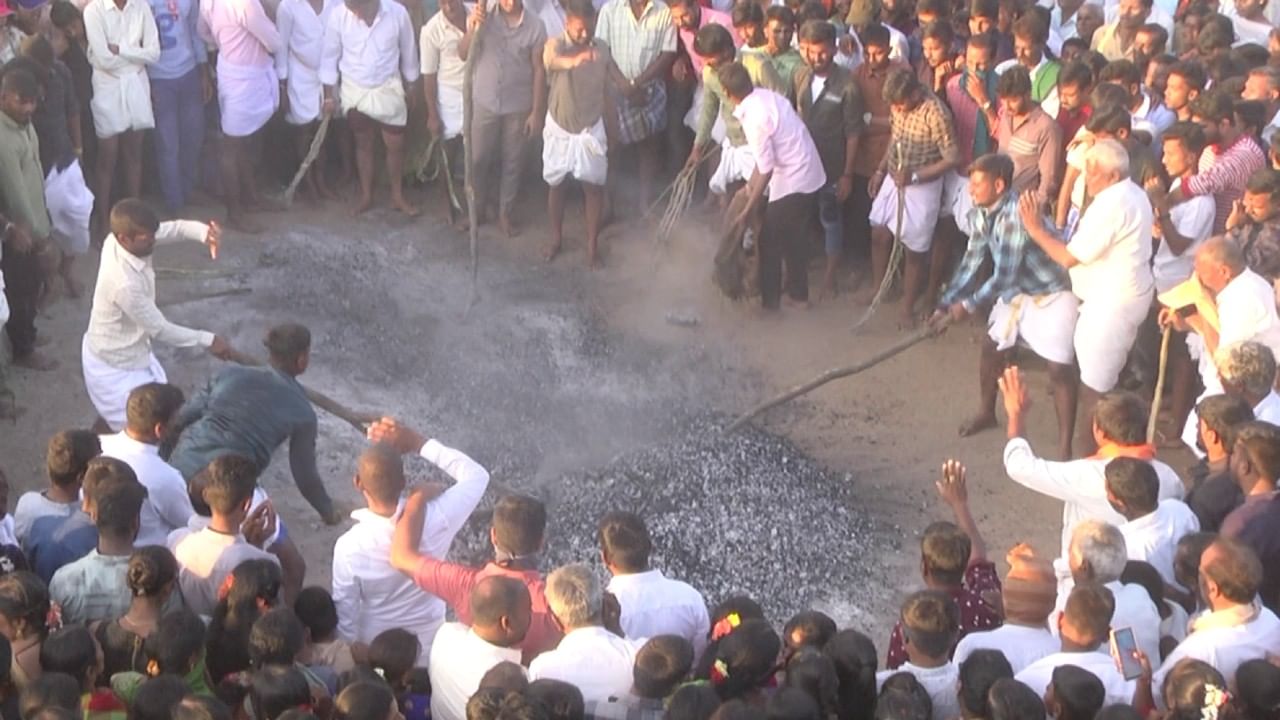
[1085,139,1130,180]
[1070,520,1128,583]
[545,563,603,628]
[1217,340,1279,399]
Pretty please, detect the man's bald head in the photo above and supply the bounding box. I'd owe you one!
[355,444,405,506]
[469,576,533,647]
[1197,236,1247,274]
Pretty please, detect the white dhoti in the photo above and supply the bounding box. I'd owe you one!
[218,59,279,137]
[81,336,168,431]
[340,76,408,127]
[709,139,755,196]
[988,291,1080,365]
[438,83,464,140]
[1074,291,1153,392]
[284,55,322,125]
[869,174,944,253]
[44,160,94,256]
[90,66,154,138]
[542,115,608,187]
[940,169,964,219]
[683,84,726,144]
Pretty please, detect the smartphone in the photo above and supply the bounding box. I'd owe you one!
[1111,627,1143,680]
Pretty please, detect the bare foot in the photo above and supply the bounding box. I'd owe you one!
[498,214,520,238]
[451,216,471,232]
[958,413,998,438]
[544,240,562,262]
[224,213,264,234]
[391,196,421,217]
[13,351,59,372]
[587,252,601,270]
[350,195,373,217]
[895,310,918,330]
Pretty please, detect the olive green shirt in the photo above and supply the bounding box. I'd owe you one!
[765,48,804,101]
[545,37,613,134]
[696,47,785,148]
[0,112,50,239]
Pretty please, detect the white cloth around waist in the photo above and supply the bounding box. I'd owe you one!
[1073,290,1153,393]
[90,65,155,138]
[438,83,463,139]
[709,139,755,196]
[869,174,944,253]
[218,58,280,137]
[340,75,408,127]
[988,291,1079,365]
[542,114,608,187]
[44,159,94,256]
[284,54,323,125]
[81,335,167,431]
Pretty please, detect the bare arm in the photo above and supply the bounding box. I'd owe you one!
[936,460,987,564]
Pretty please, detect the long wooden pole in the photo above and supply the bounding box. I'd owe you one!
[462,8,482,312]
[283,114,332,207]
[1147,324,1173,444]
[225,349,376,434]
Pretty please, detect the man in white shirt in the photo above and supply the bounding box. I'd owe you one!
[999,367,1185,568]
[1016,583,1136,706]
[1243,68,1280,143]
[321,0,420,216]
[82,199,231,433]
[953,544,1059,674]
[1019,139,1155,455]
[419,0,467,224]
[874,591,961,720]
[1050,0,1086,45]
[724,61,826,311]
[332,422,490,663]
[528,563,642,703]
[83,0,159,235]
[1153,536,1280,699]
[1219,341,1280,427]
[598,511,709,659]
[99,383,196,547]
[1105,458,1200,592]
[167,453,279,615]
[430,576,531,720]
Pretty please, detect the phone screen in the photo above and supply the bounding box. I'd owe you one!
[1111,628,1142,680]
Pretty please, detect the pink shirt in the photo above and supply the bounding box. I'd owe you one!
[678,6,739,78]
[734,87,826,201]
[199,0,279,68]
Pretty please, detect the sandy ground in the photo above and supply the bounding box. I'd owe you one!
[0,177,1182,652]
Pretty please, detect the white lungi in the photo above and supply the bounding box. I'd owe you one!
[709,140,755,196]
[940,169,963,219]
[542,115,608,187]
[1074,292,1153,392]
[438,83,464,139]
[988,291,1080,365]
[81,335,167,431]
[284,54,322,125]
[91,66,155,138]
[218,58,280,137]
[44,160,95,256]
[341,76,408,127]
[683,83,726,144]
[869,174,944,253]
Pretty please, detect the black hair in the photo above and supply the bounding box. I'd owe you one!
[875,678,930,720]
[633,635,693,699]
[250,665,311,720]
[969,0,997,20]
[248,608,306,667]
[711,619,782,701]
[1163,121,1209,157]
[767,687,821,720]
[293,587,339,640]
[966,30,998,59]
[1236,658,1280,720]
[200,454,259,515]
[784,611,838,651]
[765,5,795,25]
[711,699,768,720]
[988,678,1046,720]
[108,198,161,238]
[823,629,877,720]
[920,522,969,586]
[493,495,547,557]
[45,430,101,488]
[1169,60,1208,91]
[563,0,595,20]
[0,67,39,100]
[38,626,97,684]
[48,0,82,29]
[1203,536,1264,604]
[1093,392,1149,445]
[731,2,764,26]
[718,62,754,101]
[368,628,420,693]
[527,678,586,720]
[920,19,953,45]
[94,474,147,538]
[1062,583,1115,646]
[1247,167,1280,199]
[784,648,839,718]
[172,695,236,720]
[1174,532,1217,597]
[0,571,49,639]
[132,675,191,720]
[18,672,81,719]
[335,681,396,720]
[1104,457,1159,515]
[996,64,1032,98]
[125,383,185,437]
[861,23,891,49]
[668,684,723,720]
[207,560,282,681]
[1051,665,1105,720]
[1234,420,1280,484]
[1163,659,1228,720]
[146,609,207,675]
[882,68,921,103]
[797,19,837,44]
[467,688,514,720]
[969,153,1015,188]
[479,661,529,694]
[598,511,652,572]
[1120,561,1166,618]
[1191,90,1236,125]
[128,546,178,598]
[958,649,1013,717]
[264,324,311,365]
[1099,59,1142,88]
[1095,705,1144,720]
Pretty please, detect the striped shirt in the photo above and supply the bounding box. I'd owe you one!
[1185,133,1266,234]
[994,104,1063,207]
[594,0,675,80]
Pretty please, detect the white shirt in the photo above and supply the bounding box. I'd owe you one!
[319,0,419,87]
[429,622,524,720]
[1232,14,1272,47]
[1254,390,1280,425]
[734,87,825,202]
[168,525,279,616]
[1154,605,1280,700]
[86,221,215,370]
[1049,580,1163,666]
[0,516,16,548]
[1221,0,1280,33]
[1153,177,1215,293]
[594,0,676,79]
[1210,269,1280,384]
[953,623,1059,675]
[1102,2,1173,35]
[13,493,80,543]
[875,662,959,720]
[98,432,196,547]
[1132,93,1175,145]
[607,569,710,660]
[1050,4,1080,42]
[1118,500,1200,592]
[187,487,280,548]
[331,439,489,661]
[1003,438,1185,561]
[419,8,467,90]
[1016,650,1137,706]
[528,626,642,703]
[1067,179,1155,304]
[276,0,337,80]
[85,0,161,77]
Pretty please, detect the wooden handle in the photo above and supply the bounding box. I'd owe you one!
[225,349,374,434]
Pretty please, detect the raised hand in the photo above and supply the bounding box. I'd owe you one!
[936,459,968,507]
[997,366,1030,420]
[367,417,427,455]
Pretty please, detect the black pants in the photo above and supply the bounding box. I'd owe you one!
[845,174,873,265]
[2,244,39,358]
[759,191,817,309]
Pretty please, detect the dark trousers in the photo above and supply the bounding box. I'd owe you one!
[846,173,872,265]
[472,106,526,217]
[759,191,817,309]
[2,245,40,358]
[151,68,206,211]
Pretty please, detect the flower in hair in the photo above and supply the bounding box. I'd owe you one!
[374,667,387,680]
[711,613,742,641]
[1202,684,1229,720]
[45,602,63,632]
[217,573,237,603]
[709,660,730,685]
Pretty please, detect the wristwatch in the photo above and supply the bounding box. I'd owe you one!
[910,171,920,185]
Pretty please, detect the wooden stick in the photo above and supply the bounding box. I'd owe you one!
[283,113,332,208]
[1147,323,1173,444]
[224,349,376,434]
[462,13,481,313]
[852,142,907,332]
[726,323,940,433]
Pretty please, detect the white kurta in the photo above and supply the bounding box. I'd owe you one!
[277,0,336,125]
[84,0,161,138]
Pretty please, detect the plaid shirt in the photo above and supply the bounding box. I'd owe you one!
[886,92,956,173]
[1226,217,1280,283]
[940,193,1071,311]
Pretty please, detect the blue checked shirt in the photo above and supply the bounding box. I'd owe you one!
[940,193,1070,312]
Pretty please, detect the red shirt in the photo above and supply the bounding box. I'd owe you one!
[412,558,564,664]
[884,561,1003,670]
[1056,104,1092,153]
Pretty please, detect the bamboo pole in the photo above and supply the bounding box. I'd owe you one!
[1147,324,1173,444]
[283,114,332,207]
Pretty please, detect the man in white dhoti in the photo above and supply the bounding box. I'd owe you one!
[83,198,233,432]
[200,0,281,233]
[82,0,158,237]
[1018,139,1156,456]
[320,0,420,215]
[277,0,336,203]
[542,0,619,267]
[929,154,1080,461]
[867,67,960,328]
[419,0,467,224]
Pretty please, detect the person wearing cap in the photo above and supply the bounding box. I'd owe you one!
[82,0,159,237]
[953,543,1060,674]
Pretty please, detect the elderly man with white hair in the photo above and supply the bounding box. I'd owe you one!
[1019,139,1155,456]
[1219,342,1280,425]
[528,563,643,703]
[1050,519,1163,665]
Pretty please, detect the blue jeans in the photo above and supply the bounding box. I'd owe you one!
[150,67,205,210]
[817,183,844,258]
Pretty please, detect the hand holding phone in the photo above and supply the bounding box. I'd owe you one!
[1110,627,1144,680]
